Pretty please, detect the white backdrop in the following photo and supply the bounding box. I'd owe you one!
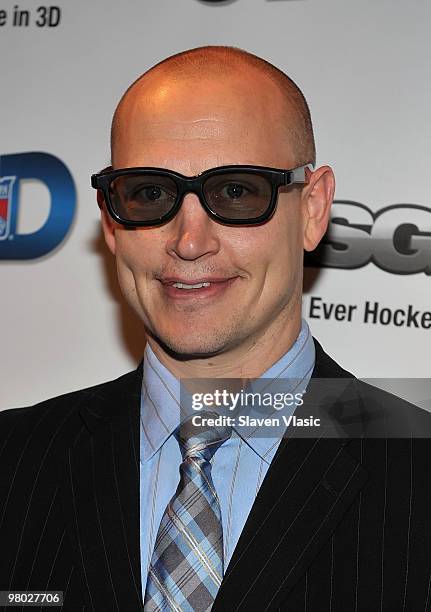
[1,0,430,410]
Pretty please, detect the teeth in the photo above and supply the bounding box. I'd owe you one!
[173,282,211,289]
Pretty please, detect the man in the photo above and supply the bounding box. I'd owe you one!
[1,46,431,611]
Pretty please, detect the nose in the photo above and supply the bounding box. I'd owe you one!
[165,192,221,261]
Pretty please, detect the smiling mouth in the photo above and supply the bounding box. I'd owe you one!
[172,281,211,289]
[158,277,238,299]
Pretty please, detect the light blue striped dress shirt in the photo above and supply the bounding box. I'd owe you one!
[139,318,315,599]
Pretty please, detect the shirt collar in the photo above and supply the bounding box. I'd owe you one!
[140,319,315,463]
[140,347,181,461]
[239,318,315,460]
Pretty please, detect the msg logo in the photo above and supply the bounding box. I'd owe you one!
[305,201,431,275]
[0,152,76,260]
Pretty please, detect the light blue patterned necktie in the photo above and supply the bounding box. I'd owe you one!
[143,413,232,612]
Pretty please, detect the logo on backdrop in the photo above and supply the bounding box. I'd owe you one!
[305,201,431,275]
[0,152,76,260]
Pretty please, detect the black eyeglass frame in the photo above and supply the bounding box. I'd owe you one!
[91,163,313,227]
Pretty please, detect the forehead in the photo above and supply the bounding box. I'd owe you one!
[112,72,295,170]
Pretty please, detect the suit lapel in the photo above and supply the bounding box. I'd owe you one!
[62,366,144,610]
[212,436,368,611]
[212,341,369,611]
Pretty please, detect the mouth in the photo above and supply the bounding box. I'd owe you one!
[157,276,239,300]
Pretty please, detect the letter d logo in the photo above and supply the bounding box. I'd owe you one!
[0,152,76,259]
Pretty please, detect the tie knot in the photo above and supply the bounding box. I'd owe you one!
[175,411,232,462]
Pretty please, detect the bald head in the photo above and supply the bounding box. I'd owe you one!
[110,46,316,168]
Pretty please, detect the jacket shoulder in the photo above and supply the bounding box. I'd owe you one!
[0,365,143,452]
[312,338,431,437]
[353,377,431,437]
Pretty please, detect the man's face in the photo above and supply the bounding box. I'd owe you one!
[104,71,308,357]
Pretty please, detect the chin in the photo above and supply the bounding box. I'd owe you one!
[153,328,232,359]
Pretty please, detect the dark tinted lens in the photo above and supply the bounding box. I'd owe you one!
[203,172,272,220]
[109,174,177,221]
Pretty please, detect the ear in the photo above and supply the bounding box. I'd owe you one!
[301,165,335,252]
[97,189,117,255]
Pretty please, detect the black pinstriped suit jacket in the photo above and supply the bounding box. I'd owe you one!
[1,340,431,611]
